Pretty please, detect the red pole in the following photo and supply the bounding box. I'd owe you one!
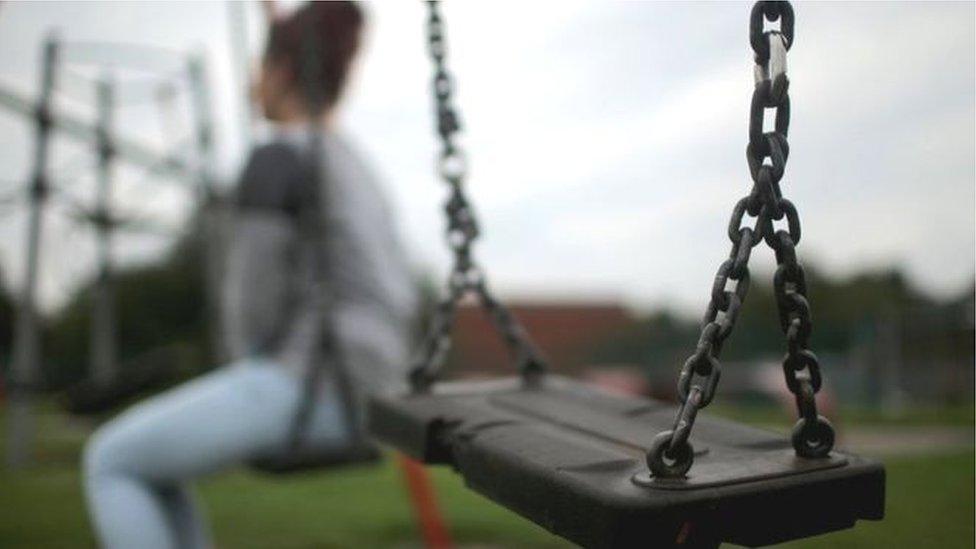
[396,453,454,549]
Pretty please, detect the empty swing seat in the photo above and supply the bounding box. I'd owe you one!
[369,375,884,548]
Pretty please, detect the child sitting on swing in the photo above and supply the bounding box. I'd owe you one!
[83,4,417,548]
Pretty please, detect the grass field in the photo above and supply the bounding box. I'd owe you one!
[1,404,973,548]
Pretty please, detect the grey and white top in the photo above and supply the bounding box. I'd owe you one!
[221,129,418,397]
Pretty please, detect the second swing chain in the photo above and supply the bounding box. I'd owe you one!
[647,0,835,478]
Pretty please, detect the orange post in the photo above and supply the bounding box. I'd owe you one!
[396,453,454,549]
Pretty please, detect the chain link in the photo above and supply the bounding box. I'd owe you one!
[409,1,547,393]
[648,0,834,478]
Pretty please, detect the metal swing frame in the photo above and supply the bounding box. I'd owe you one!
[2,33,215,467]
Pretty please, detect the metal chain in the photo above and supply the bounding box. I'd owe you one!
[648,1,834,478]
[408,1,547,393]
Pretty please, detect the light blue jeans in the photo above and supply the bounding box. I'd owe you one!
[82,358,349,549]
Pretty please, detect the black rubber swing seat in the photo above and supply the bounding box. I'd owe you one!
[249,443,381,474]
[368,375,884,548]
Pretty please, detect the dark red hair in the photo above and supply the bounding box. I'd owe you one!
[264,1,364,108]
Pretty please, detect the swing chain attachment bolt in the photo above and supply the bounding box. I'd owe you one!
[648,430,694,479]
[792,414,835,459]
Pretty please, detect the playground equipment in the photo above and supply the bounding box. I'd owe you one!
[369,2,885,547]
[1,34,219,467]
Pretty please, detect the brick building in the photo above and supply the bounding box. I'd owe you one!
[447,301,638,378]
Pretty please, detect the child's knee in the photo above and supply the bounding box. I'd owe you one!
[83,424,127,480]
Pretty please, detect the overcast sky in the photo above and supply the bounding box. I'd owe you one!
[0,1,973,314]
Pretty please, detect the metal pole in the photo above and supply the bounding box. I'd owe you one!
[6,34,58,469]
[90,76,117,387]
[0,85,193,180]
[226,0,253,149]
[881,315,906,417]
[187,55,226,363]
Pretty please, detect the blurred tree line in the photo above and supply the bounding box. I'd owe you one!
[0,268,13,358]
[0,221,211,411]
[590,268,974,404]
[592,267,966,363]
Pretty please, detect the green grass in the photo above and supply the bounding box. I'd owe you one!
[0,405,973,548]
